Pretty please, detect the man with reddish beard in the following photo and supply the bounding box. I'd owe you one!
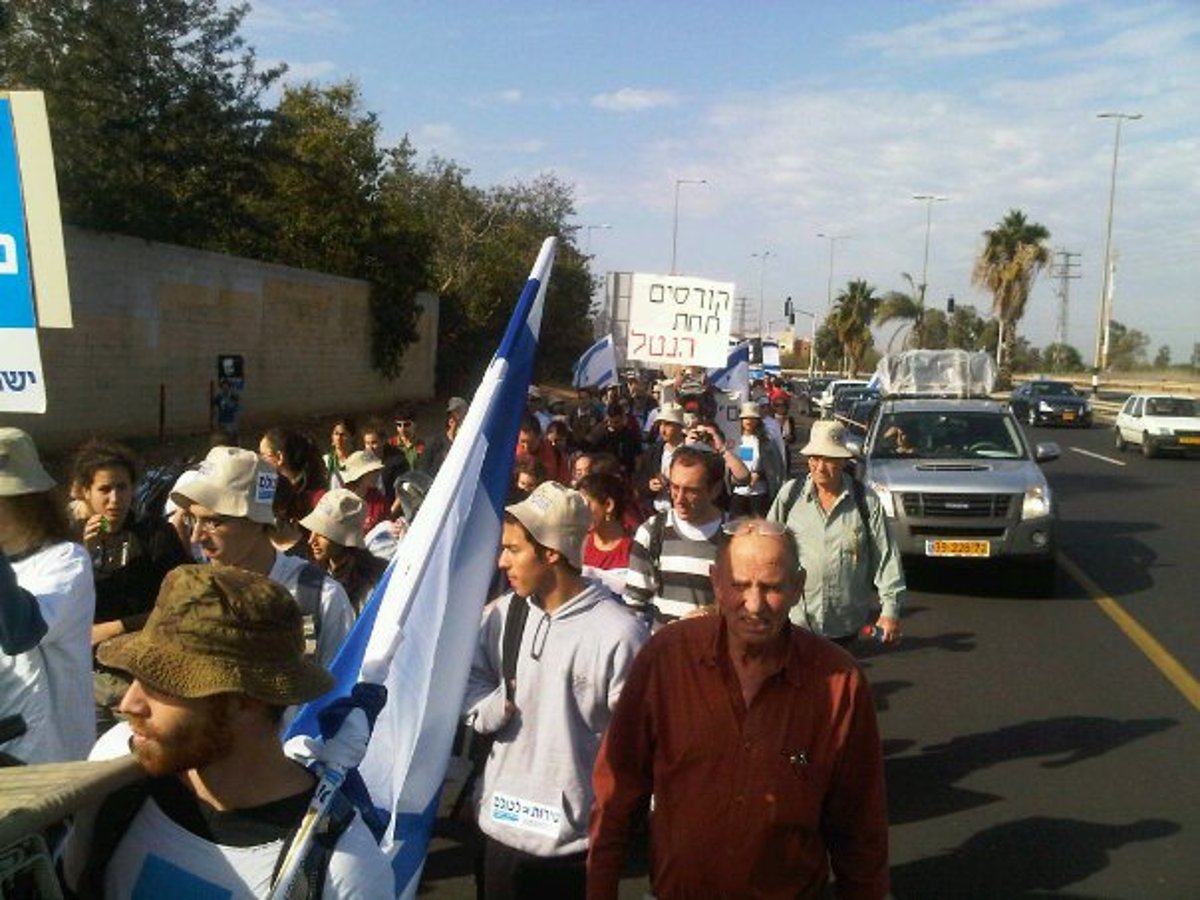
[589,522,889,899]
[62,565,392,897]
[463,482,646,900]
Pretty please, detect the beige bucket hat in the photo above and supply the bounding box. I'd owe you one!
[300,488,366,548]
[169,446,277,523]
[505,481,590,569]
[800,420,854,459]
[0,428,56,496]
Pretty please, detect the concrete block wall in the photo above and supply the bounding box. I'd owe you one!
[4,227,437,451]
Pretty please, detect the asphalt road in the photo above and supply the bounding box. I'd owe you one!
[416,418,1199,899]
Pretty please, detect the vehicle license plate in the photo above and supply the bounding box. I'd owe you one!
[926,539,990,558]
[1062,412,1075,421]
[1180,436,1200,445]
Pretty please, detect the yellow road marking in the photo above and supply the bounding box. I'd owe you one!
[1057,552,1200,711]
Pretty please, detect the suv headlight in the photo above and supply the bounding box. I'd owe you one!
[1022,485,1052,520]
[866,481,896,517]
[1038,401,1054,412]
[1148,426,1172,436]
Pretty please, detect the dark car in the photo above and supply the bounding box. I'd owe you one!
[1009,380,1092,428]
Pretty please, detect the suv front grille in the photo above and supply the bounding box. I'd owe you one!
[901,493,1015,518]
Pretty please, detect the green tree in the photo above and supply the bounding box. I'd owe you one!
[877,273,926,351]
[831,279,880,374]
[947,304,987,351]
[813,320,841,372]
[1043,342,1085,372]
[0,0,283,248]
[921,308,949,350]
[1106,320,1150,371]
[1153,345,1171,368]
[971,209,1052,387]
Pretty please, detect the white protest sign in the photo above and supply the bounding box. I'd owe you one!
[626,273,735,369]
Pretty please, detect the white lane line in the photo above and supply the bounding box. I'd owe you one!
[1069,447,1126,467]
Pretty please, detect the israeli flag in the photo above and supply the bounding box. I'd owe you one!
[572,333,617,390]
[288,238,557,898]
[709,341,750,398]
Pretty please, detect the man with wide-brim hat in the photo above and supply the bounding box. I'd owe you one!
[767,420,906,646]
[61,564,393,898]
[634,402,687,512]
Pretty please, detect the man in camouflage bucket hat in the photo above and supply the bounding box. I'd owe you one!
[62,565,394,898]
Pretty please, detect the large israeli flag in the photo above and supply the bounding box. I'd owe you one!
[709,341,750,398]
[289,238,557,898]
[571,333,617,390]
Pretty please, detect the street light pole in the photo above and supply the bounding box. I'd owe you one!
[795,308,818,376]
[817,232,850,312]
[752,250,774,338]
[1094,112,1141,371]
[671,178,707,275]
[912,194,948,349]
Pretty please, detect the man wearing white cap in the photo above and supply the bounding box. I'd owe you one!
[464,481,646,899]
[170,446,355,666]
[767,421,905,645]
[633,402,687,513]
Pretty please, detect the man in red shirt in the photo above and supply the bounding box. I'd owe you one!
[588,521,889,899]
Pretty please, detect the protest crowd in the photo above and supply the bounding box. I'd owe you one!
[1,364,903,899]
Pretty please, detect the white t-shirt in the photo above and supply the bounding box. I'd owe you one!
[63,764,394,899]
[3,542,95,764]
[268,552,356,668]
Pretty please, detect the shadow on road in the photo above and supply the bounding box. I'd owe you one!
[890,815,1180,899]
[1057,519,1160,595]
[887,716,1178,825]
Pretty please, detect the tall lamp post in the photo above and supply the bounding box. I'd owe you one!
[794,308,818,376]
[671,178,707,274]
[752,250,774,338]
[1094,112,1141,371]
[912,194,948,348]
[817,232,851,312]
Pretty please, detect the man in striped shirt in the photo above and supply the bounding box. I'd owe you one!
[623,445,728,623]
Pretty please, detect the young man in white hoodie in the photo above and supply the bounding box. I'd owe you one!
[464,481,647,900]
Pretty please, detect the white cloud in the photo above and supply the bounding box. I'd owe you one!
[498,89,523,104]
[412,123,466,160]
[243,1,350,36]
[852,0,1066,61]
[277,60,339,84]
[591,88,679,112]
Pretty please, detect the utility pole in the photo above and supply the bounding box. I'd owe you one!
[1094,111,1141,371]
[1049,249,1082,358]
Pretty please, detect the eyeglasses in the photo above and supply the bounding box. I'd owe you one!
[184,513,236,535]
[721,518,790,538]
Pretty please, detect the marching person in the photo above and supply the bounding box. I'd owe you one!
[0,428,95,764]
[62,565,393,897]
[301,488,389,614]
[464,482,647,900]
[589,521,889,899]
[768,420,905,645]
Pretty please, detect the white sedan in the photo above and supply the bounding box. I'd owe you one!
[1114,394,1200,458]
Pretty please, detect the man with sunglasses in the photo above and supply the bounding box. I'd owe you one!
[170,447,355,666]
[590,520,889,899]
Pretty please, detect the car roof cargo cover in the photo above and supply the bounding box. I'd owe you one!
[874,350,997,397]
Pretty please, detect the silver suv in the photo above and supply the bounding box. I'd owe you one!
[852,396,1060,592]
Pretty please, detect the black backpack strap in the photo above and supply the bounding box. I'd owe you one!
[297,562,326,635]
[779,476,807,524]
[849,478,876,566]
[501,594,531,700]
[270,789,357,900]
[77,777,152,899]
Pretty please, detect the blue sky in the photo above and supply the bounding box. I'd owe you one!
[241,0,1200,364]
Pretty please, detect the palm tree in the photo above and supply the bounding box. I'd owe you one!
[831,279,880,374]
[877,272,924,352]
[971,209,1051,387]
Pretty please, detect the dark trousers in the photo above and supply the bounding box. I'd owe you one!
[478,835,587,900]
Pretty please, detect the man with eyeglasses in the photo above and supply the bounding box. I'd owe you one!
[463,482,646,899]
[170,447,355,667]
[590,521,889,899]
[389,405,426,470]
[768,421,905,646]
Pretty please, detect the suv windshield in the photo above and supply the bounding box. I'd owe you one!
[1030,381,1078,396]
[870,411,1026,460]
